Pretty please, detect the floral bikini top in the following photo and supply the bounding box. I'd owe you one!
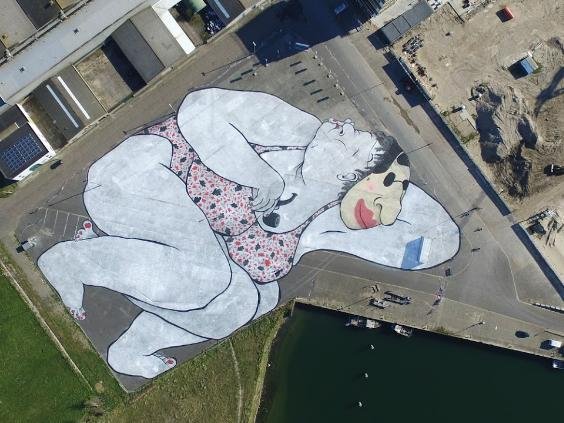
[143,117,337,284]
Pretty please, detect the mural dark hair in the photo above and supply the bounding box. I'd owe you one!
[337,131,408,200]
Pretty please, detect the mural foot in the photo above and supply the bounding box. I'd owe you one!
[69,307,86,321]
[154,353,177,370]
[74,221,97,241]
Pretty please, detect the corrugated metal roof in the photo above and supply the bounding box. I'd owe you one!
[380,24,401,43]
[404,0,433,26]
[519,56,537,75]
[378,0,434,45]
[393,16,411,34]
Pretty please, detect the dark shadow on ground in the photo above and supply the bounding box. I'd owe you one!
[511,224,564,300]
[507,61,531,80]
[101,39,146,92]
[381,51,426,108]
[367,30,388,51]
[535,66,564,115]
[0,173,16,192]
[235,0,369,65]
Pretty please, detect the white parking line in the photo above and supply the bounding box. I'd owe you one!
[41,209,49,228]
[53,210,59,231]
[61,212,70,240]
[73,215,80,237]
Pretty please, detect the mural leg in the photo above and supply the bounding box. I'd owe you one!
[107,311,207,378]
[129,258,270,339]
[253,281,280,319]
[38,235,233,316]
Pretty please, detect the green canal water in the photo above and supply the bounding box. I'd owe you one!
[258,305,564,423]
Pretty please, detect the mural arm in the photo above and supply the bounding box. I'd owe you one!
[177,88,321,148]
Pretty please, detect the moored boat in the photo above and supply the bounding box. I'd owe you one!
[346,316,380,329]
[552,359,564,369]
[393,324,413,337]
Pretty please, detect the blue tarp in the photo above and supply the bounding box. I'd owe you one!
[518,57,536,75]
[401,236,424,269]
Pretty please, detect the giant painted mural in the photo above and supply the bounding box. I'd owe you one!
[38,88,459,378]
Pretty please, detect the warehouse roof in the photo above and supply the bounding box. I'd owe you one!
[379,0,434,44]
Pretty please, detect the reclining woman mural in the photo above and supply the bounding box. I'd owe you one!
[38,88,459,379]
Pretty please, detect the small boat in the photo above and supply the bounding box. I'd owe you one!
[393,324,413,337]
[346,316,380,329]
[369,298,389,309]
[552,359,564,369]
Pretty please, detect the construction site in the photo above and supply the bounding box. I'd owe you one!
[391,0,563,279]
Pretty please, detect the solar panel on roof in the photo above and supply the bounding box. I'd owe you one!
[0,127,46,177]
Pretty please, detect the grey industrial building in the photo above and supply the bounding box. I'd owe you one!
[378,0,434,44]
[0,0,247,181]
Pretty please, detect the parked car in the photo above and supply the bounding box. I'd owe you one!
[544,164,564,176]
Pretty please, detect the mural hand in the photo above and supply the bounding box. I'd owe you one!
[251,174,284,214]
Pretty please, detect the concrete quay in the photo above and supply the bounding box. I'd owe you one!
[295,273,564,361]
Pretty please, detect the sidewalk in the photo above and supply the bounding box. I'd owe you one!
[299,275,564,361]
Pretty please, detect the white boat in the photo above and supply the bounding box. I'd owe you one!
[393,324,413,337]
[552,359,564,369]
[346,316,380,329]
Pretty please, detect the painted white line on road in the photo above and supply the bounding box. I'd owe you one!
[73,215,80,238]
[53,210,59,232]
[46,84,79,128]
[41,209,48,228]
[61,212,70,240]
[57,76,91,120]
[38,207,89,221]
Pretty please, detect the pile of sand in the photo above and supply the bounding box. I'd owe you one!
[475,83,539,162]
[473,36,563,202]
[474,83,541,197]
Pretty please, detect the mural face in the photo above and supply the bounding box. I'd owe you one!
[38,88,460,379]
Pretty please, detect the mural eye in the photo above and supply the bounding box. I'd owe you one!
[383,172,395,187]
[337,173,358,182]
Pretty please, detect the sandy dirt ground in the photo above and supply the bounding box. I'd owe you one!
[392,0,564,279]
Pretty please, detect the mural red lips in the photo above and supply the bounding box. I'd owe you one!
[354,199,379,229]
